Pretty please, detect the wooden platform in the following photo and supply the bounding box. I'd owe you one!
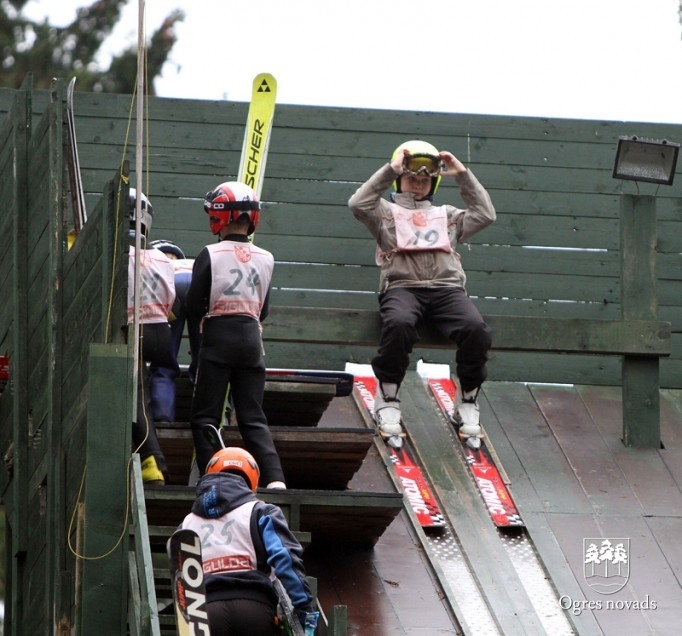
[156,423,374,489]
[173,374,342,427]
[154,374,682,635]
[143,485,403,549]
[481,382,682,635]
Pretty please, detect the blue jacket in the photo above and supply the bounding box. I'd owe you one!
[181,472,314,612]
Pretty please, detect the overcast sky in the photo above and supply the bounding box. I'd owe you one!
[24,0,682,124]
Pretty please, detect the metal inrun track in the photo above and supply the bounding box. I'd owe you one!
[355,372,576,635]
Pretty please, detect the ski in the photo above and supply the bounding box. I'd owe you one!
[417,362,524,528]
[238,72,277,198]
[273,577,306,636]
[65,77,87,236]
[167,529,211,635]
[348,365,445,530]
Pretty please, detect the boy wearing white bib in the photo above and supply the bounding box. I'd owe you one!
[187,182,286,488]
[349,140,496,449]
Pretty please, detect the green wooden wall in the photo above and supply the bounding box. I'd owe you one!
[0,78,680,633]
[0,81,131,634]
[8,88,674,387]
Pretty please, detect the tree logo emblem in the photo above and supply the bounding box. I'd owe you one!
[583,538,630,594]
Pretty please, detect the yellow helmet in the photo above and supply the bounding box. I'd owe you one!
[391,140,442,196]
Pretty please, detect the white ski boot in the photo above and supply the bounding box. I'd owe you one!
[457,388,483,450]
[374,382,405,449]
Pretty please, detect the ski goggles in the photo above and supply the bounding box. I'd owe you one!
[403,154,442,177]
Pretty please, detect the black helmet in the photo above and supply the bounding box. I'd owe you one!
[150,239,185,260]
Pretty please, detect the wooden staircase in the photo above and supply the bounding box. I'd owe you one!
[136,370,404,634]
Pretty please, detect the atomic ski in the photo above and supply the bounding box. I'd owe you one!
[417,362,524,528]
[238,72,277,198]
[66,77,87,235]
[167,529,211,635]
[348,365,445,530]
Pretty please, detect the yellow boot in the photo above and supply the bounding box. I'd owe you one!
[141,456,165,485]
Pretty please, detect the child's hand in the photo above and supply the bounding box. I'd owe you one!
[439,151,467,176]
[391,149,408,174]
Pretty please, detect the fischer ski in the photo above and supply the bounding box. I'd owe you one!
[238,72,277,198]
[417,362,524,528]
[348,365,445,530]
[65,77,87,236]
[167,529,211,635]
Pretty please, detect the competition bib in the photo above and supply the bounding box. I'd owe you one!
[393,205,451,252]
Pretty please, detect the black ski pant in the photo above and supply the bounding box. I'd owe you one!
[372,286,492,393]
[132,321,175,478]
[190,315,285,486]
[207,597,278,635]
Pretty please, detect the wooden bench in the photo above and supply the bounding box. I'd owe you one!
[262,305,670,448]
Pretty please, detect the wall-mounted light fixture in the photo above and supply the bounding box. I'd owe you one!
[612,136,679,186]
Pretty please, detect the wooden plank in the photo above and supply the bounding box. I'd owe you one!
[620,194,660,447]
[659,390,682,488]
[646,516,682,587]
[483,382,592,515]
[263,306,670,356]
[80,344,132,635]
[545,513,682,635]
[143,486,403,548]
[156,424,374,490]
[578,385,682,517]
[532,385,642,516]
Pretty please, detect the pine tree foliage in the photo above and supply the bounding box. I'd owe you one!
[0,0,184,93]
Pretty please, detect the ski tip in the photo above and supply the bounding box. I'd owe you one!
[463,436,482,450]
[253,72,277,94]
[378,429,406,449]
[387,436,404,449]
[423,521,447,532]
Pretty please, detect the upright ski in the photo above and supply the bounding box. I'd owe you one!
[167,529,211,635]
[417,362,524,528]
[65,77,87,236]
[238,72,277,198]
[348,364,445,530]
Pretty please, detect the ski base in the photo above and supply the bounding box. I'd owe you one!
[418,362,524,528]
[350,369,446,530]
[238,72,277,198]
[167,529,210,635]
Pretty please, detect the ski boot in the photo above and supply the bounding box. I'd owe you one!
[456,388,484,450]
[374,383,405,449]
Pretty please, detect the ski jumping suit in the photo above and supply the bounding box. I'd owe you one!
[127,246,176,478]
[149,257,202,422]
[348,163,496,393]
[187,235,285,485]
[181,472,314,634]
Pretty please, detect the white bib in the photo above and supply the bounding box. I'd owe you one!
[206,242,273,320]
